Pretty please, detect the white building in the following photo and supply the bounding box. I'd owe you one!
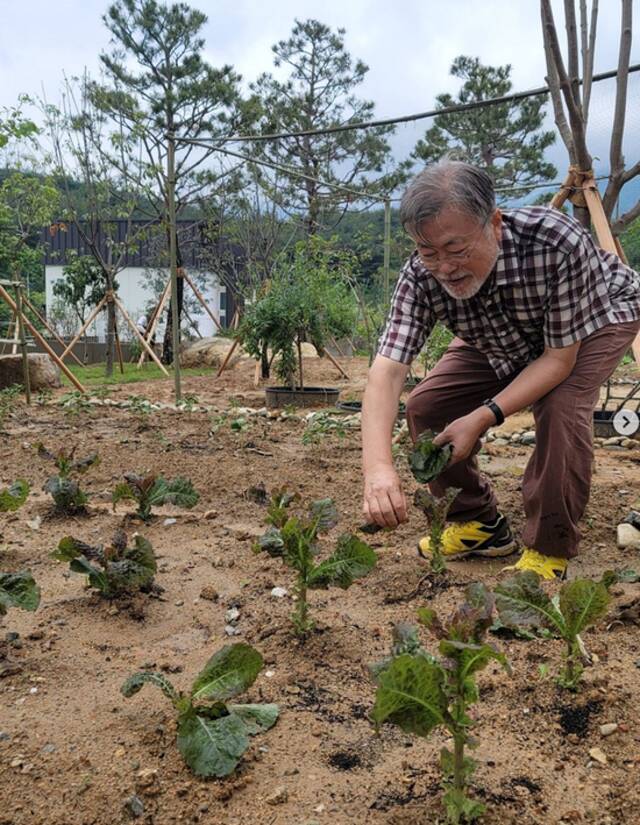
[42,220,239,341]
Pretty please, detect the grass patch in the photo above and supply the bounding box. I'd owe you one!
[62,362,212,388]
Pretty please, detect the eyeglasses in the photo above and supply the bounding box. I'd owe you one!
[415,219,489,267]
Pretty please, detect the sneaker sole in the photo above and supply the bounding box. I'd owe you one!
[417,538,517,561]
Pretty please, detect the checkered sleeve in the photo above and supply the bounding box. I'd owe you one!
[543,229,613,348]
[377,258,434,364]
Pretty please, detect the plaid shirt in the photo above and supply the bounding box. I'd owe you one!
[378,206,640,379]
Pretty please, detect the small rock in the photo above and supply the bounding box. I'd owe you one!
[493,437,510,446]
[26,516,42,531]
[174,600,184,607]
[617,523,640,550]
[603,436,623,446]
[114,746,126,758]
[0,732,10,741]
[265,786,288,805]
[588,746,607,765]
[203,510,218,520]
[265,670,275,678]
[124,794,145,818]
[599,723,618,737]
[271,587,288,599]
[314,804,326,814]
[10,757,24,768]
[521,431,536,445]
[163,518,177,526]
[135,768,160,795]
[225,625,241,636]
[226,607,240,624]
[200,585,218,602]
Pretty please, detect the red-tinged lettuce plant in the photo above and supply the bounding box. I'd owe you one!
[409,429,452,484]
[494,571,610,690]
[37,444,99,514]
[372,583,510,825]
[121,643,279,777]
[0,480,29,512]
[112,473,199,521]
[254,490,377,636]
[51,529,157,598]
[413,487,461,575]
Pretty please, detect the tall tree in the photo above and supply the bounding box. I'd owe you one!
[250,19,410,236]
[87,0,251,363]
[540,0,638,233]
[413,56,557,201]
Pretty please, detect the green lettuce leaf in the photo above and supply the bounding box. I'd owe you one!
[227,703,279,735]
[121,671,180,704]
[307,534,376,589]
[0,570,40,615]
[0,480,29,512]
[494,572,566,635]
[408,430,452,483]
[191,643,263,702]
[177,710,249,777]
[559,579,610,638]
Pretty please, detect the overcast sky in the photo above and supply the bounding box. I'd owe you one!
[1,0,639,205]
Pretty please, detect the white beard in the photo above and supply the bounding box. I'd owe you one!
[438,249,499,300]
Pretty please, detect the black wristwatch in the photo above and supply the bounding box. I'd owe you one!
[482,398,505,426]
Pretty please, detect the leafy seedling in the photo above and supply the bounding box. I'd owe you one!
[302,411,347,445]
[51,529,157,598]
[254,490,377,636]
[59,390,92,418]
[413,487,461,575]
[112,473,199,521]
[0,480,30,512]
[0,385,22,430]
[122,643,278,777]
[127,395,154,429]
[372,583,509,824]
[408,429,452,483]
[495,571,610,690]
[0,569,40,676]
[37,444,99,514]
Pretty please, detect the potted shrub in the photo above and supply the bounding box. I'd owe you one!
[237,239,357,408]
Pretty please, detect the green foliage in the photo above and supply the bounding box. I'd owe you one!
[0,480,29,512]
[51,529,156,598]
[413,55,556,200]
[37,444,99,514]
[0,385,22,430]
[254,490,376,636]
[372,584,508,824]
[237,239,357,388]
[0,570,40,616]
[417,324,454,373]
[302,411,347,445]
[112,472,199,521]
[494,571,610,689]
[58,390,93,418]
[53,252,113,325]
[122,643,278,777]
[409,430,452,484]
[249,19,410,234]
[620,217,640,271]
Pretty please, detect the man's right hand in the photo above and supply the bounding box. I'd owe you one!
[362,465,408,529]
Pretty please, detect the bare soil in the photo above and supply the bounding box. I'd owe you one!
[1,355,639,825]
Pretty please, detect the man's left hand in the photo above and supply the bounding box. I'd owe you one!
[433,410,492,465]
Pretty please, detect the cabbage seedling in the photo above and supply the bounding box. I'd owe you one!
[495,571,610,690]
[122,643,278,777]
[0,570,40,616]
[409,429,452,484]
[372,584,509,824]
[254,491,377,636]
[37,444,99,514]
[112,473,199,521]
[51,529,157,598]
[413,487,461,575]
[0,480,29,512]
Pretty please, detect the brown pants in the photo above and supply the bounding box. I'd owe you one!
[405,320,640,559]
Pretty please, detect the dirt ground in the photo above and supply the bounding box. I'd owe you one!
[1,354,639,825]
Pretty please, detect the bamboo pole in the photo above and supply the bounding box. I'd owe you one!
[1,311,17,355]
[167,132,181,402]
[113,294,170,376]
[112,312,125,374]
[22,295,84,367]
[215,336,241,378]
[60,295,108,360]
[322,346,350,380]
[0,282,86,393]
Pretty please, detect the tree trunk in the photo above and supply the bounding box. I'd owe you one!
[162,237,184,365]
[105,270,116,378]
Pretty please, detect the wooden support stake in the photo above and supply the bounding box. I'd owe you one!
[215,336,240,379]
[137,281,170,368]
[23,295,84,368]
[113,294,170,376]
[0,282,86,393]
[322,346,350,380]
[183,272,223,332]
[112,312,125,374]
[60,295,107,360]
[549,170,575,210]
[1,311,17,355]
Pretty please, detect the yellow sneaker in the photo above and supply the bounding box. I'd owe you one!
[417,513,516,560]
[503,547,567,580]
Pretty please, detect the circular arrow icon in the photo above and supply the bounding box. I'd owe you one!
[613,408,640,437]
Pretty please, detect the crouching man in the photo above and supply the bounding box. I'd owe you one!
[362,160,640,580]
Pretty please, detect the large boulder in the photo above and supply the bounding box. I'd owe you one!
[0,354,62,390]
[179,337,245,369]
